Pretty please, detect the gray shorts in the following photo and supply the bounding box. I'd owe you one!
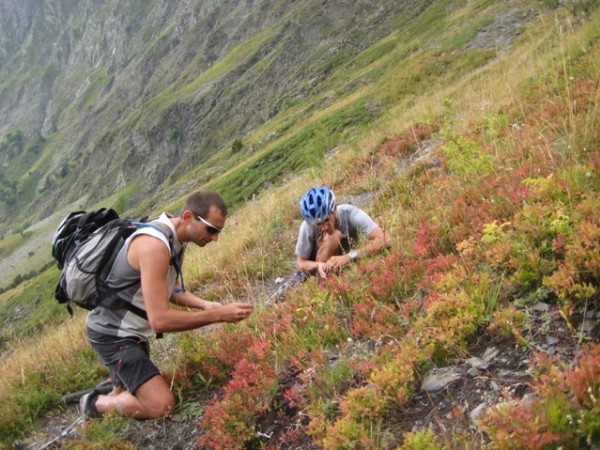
[87,327,160,394]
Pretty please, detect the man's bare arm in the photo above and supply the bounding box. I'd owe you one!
[130,235,253,333]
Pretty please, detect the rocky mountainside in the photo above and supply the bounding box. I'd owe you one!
[0,0,546,291]
[0,0,422,229]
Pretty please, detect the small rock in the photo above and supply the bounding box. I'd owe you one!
[466,357,489,370]
[482,347,499,362]
[421,367,463,392]
[581,319,597,333]
[546,336,559,346]
[470,403,486,420]
[532,302,550,312]
[467,367,479,377]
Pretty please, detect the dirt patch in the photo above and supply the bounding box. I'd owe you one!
[120,409,203,450]
[15,393,206,450]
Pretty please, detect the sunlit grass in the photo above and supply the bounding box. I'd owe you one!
[0,311,107,443]
[0,311,87,388]
[183,174,312,300]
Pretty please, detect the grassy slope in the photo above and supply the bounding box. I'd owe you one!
[1,1,600,448]
[183,7,600,446]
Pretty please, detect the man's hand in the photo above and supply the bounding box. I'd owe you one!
[317,262,329,278]
[323,254,350,276]
[219,302,254,322]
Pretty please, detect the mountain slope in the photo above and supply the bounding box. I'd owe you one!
[1,0,599,448]
[0,0,539,290]
[0,0,422,227]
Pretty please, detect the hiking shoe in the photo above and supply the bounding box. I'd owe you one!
[266,271,308,306]
[288,271,308,288]
[79,390,102,419]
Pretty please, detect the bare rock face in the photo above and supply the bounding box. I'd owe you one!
[0,0,408,225]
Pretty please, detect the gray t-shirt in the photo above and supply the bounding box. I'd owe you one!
[295,204,378,260]
[86,213,184,340]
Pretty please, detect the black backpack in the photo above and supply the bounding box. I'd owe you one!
[52,208,185,320]
[52,208,119,270]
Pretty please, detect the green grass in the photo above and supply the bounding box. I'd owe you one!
[0,231,32,259]
[0,267,66,343]
[142,23,282,119]
[77,68,111,110]
[205,99,377,210]
[2,345,107,445]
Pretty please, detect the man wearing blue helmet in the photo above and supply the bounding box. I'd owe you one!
[296,186,389,278]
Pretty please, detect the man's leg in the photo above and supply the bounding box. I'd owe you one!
[315,229,343,263]
[87,334,175,419]
[95,374,175,419]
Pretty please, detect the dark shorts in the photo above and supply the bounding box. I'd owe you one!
[87,327,160,394]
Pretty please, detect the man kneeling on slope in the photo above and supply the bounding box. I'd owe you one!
[81,190,253,419]
[295,186,389,279]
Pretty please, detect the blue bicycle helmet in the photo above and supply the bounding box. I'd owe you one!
[299,186,336,225]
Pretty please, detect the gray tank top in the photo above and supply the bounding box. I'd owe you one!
[86,214,184,340]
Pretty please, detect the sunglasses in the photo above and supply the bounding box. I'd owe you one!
[196,215,223,235]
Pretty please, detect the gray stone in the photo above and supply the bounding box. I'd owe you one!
[466,357,490,370]
[467,368,480,377]
[581,319,597,333]
[482,347,499,362]
[532,302,550,312]
[470,403,487,420]
[421,367,463,392]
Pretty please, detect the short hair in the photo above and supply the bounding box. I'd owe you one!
[182,190,228,218]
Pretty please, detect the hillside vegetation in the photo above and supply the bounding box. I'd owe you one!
[0,0,421,238]
[1,0,600,449]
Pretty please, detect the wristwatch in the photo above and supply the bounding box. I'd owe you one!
[348,249,358,261]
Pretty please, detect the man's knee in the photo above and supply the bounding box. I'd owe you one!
[135,376,176,418]
[154,393,176,417]
[139,391,175,418]
[316,230,343,262]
